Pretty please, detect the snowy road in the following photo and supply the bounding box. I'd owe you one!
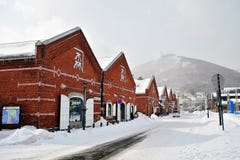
[110,112,240,160]
[59,132,146,160]
[0,112,240,160]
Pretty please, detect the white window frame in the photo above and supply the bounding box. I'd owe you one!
[106,101,113,117]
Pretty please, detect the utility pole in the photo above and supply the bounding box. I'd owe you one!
[217,74,224,130]
[211,73,225,131]
[82,82,87,130]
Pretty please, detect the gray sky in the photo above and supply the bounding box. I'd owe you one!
[0,0,239,70]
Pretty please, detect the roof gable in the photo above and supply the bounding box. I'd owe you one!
[135,77,151,94]
[97,52,123,71]
[98,52,123,71]
[39,27,101,73]
[101,52,135,87]
[135,76,157,94]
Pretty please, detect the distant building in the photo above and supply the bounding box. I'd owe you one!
[167,88,178,112]
[212,87,240,111]
[135,76,159,116]
[194,92,206,111]
[158,86,169,115]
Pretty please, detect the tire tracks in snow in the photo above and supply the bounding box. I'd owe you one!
[58,131,147,160]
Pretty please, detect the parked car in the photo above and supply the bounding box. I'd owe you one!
[172,109,180,118]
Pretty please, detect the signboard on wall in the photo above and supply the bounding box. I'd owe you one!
[2,106,20,125]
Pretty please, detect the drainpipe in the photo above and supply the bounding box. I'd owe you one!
[37,47,45,128]
[100,70,104,117]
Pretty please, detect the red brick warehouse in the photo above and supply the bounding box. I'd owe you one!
[0,27,102,129]
[158,85,170,115]
[135,76,159,116]
[98,52,137,122]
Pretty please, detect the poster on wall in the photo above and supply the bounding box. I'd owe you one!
[2,106,20,125]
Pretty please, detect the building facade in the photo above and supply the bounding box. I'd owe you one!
[0,27,102,129]
[158,86,169,115]
[99,52,136,122]
[135,76,159,116]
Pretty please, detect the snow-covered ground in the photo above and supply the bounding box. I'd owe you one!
[0,111,240,160]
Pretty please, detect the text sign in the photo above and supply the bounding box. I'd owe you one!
[2,106,20,124]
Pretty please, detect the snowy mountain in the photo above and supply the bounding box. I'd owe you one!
[132,54,240,94]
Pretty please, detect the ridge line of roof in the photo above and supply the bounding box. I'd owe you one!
[103,52,124,71]
[39,27,81,45]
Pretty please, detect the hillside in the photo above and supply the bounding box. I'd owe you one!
[132,54,240,94]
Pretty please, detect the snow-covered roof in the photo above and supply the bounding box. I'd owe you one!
[0,40,37,60]
[229,98,240,103]
[0,27,81,61]
[40,27,80,45]
[223,87,240,91]
[97,52,123,71]
[97,56,117,71]
[167,88,172,96]
[135,78,151,94]
[158,86,165,96]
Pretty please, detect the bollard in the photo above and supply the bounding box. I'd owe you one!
[92,123,95,128]
[107,122,109,126]
[100,122,103,127]
[67,125,71,133]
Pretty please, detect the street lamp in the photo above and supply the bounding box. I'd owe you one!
[82,81,87,130]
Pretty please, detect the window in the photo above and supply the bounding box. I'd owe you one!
[108,103,112,117]
[106,102,113,117]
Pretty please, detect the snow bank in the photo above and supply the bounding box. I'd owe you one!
[150,114,159,120]
[0,126,52,145]
[95,116,112,127]
[1,111,240,160]
[224,113,240,125]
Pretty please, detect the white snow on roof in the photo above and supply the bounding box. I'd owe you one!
[135,78,151,94]
[229,98,240,103]
[224,87,240,91]
[97,52,123,71]
[0,40,37,60]
[41,27,80,45]
[0,27,81,61]
[167,89,171,95]
[97,56,116,71]
[158,86,165,96]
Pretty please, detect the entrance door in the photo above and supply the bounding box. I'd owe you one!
[69,97,84,128]
[130,105,134,120]
[121,103,125,121]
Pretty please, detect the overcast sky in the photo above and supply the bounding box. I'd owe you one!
[0,0,239,70]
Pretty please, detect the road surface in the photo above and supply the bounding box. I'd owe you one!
[59,131,147,160]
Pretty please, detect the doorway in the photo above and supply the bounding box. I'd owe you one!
[69,97,84,128]
[120,103,126,121]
